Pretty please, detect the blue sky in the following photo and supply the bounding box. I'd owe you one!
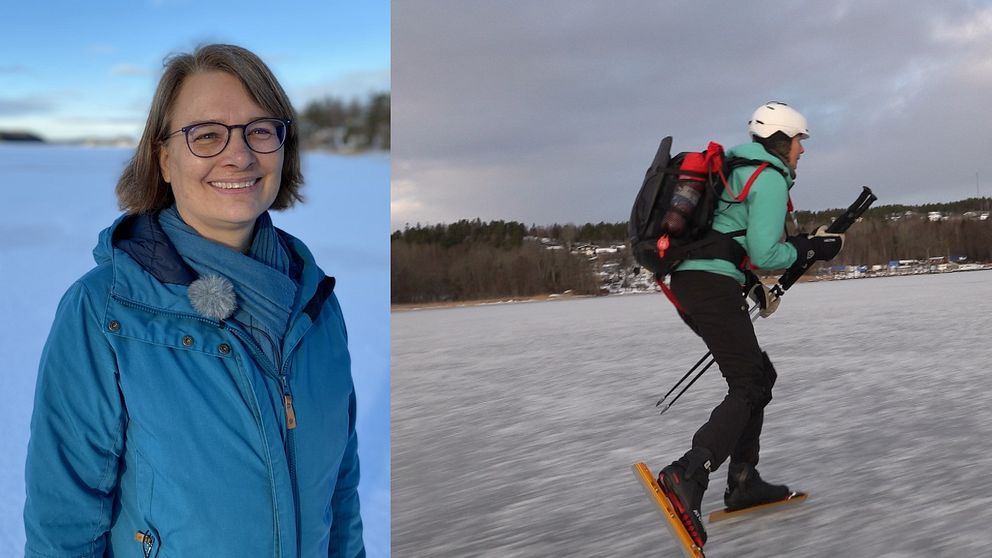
[0,0,390,141]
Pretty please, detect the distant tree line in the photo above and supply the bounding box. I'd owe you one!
[393,219,527,249]
[297,92,389,152]
[392,198,992,303]
[792,199,992,267]
[0,131,44,142]
[392,219,598,303]
[528,222,629,247]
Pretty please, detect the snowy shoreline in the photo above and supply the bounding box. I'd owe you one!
[390,264,992,312]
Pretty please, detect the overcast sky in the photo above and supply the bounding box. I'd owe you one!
[392,0,992,228]
[0,0,389,141]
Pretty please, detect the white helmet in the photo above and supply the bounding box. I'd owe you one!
[748,101,809,139]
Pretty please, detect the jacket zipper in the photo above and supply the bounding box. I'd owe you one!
[280,373,301,558]
[135,530,154,558]
[277,328,315,558]
[276,324,315,558]
[227,325,309,558]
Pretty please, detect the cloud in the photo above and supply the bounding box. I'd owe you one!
[390,175,428,228]
[0,98,55,116]
[932,7,992,44]
[110,64,151,76]
[393,0,992,225]
[59,115,145,126]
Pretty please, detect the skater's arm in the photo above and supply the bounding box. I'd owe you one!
[743,173,798,270]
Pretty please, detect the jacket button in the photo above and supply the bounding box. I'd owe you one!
[108,320,120,332]
[182,335,194,347]
[218,343,231,354]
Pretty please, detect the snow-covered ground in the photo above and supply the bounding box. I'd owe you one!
[0,144,389,557]
[393,272,992,557]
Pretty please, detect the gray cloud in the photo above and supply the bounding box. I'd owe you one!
[0,98,55,116]
[393,0,992,227]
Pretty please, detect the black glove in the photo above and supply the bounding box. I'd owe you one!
[786,225,845,272]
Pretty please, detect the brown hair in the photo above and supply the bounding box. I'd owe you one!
[116,44,303,214]
[753,131,792,162]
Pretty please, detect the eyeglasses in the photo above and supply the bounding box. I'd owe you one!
[163,117,291,158]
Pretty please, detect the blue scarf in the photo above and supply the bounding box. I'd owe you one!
[158,205,297,367]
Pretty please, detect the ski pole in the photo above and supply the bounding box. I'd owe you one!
[656,352,711,407]
[656,187,877,415]
[657,303,760,414]
[658,358,716,415]
[655,302,760,408]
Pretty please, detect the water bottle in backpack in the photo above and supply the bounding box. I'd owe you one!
[660,151,708,235]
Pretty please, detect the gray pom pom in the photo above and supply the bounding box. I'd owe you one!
[188,274,237,320]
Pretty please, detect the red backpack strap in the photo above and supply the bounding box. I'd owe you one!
[656,277,686,314]
[734,162,769,202]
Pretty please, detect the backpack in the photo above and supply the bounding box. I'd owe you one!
[627,136,786,277]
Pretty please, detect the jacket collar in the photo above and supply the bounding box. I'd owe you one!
[94,212,333,321]
[113,213,198,285]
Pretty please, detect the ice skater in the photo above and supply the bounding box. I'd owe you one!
[657,101,846,548]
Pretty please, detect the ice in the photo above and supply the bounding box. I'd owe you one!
[393,271,992,556]
[0,144,389,557]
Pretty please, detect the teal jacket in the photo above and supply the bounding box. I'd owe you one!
[676,142,800,283]
[24,214,364,558]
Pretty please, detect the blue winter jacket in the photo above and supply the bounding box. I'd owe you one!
[24,213,364,557]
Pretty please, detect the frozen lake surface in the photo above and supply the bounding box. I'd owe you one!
[393,271,992,557]
[0,144,390,557]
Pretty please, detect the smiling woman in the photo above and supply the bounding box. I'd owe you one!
[158,71,288,252]
[23,44,365,558]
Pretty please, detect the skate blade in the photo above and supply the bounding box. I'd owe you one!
[708,491,809,523]
[632,462,705,558]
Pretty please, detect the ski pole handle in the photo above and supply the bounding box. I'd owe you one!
[776,186,877,293]
[826,186,877,234]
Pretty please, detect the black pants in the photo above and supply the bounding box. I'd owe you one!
[670,271,778,471]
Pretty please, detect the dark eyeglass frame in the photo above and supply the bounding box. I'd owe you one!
[162,117,292,158]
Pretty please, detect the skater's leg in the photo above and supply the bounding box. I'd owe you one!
[723,354,790,510]
[729,352,777,467]
[670,271,769,470]
[729,408,764,467]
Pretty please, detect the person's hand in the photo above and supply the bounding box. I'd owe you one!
[747,281,780,318]
[787,225,845,268]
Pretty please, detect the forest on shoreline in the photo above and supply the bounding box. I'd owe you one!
[391,198,992,304]
[0,93,390,153]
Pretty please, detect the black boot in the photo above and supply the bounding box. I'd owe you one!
[658,448,712,547]
[724,462,790,511]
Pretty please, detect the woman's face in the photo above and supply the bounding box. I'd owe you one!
[159,71,283,249]
[787,135,805,170]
